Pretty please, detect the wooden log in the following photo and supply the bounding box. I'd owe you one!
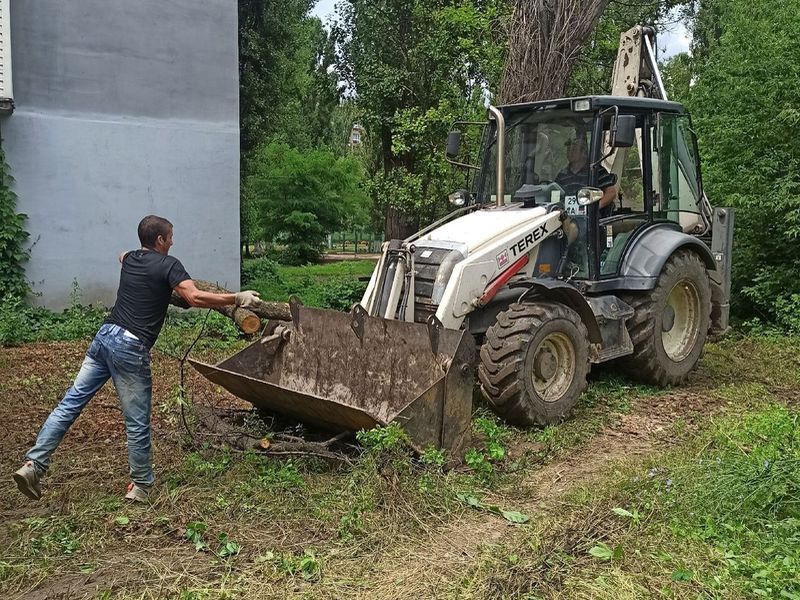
[170,280,261,334]
[190,280,291,322]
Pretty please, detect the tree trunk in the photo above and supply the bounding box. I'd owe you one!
[169,280,291,334]
[499,0,612,104]
[384,205,417,241]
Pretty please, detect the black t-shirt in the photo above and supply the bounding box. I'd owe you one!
[105,250,191,348]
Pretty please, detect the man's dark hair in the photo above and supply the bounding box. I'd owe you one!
[138,215,173,248]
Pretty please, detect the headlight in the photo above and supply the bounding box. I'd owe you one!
[449,190,467,207]
[572,98,591,112]
[577,187,603,206]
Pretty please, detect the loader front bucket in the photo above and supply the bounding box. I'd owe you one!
[189,300,475,456]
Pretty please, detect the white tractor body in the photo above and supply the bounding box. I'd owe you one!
[361,205,564,329]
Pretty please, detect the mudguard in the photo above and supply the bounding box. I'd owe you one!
[510,278,603,345]
[619,224,716,289]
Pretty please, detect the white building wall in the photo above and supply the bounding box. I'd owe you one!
[0,0,240,308]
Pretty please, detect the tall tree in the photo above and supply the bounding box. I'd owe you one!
[238,0,315,154]
[499,0,612,103]
[238,1,344,254]
[688,0,800,328]
[334,0,508,239]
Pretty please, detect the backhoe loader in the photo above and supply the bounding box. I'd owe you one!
[191,26,733,457]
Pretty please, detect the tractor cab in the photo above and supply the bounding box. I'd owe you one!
[470,96,712,285]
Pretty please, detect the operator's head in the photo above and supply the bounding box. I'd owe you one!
[566,134,588,167]
[138,215,174,254]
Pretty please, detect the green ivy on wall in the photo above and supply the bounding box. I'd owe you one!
[0,141,29,299]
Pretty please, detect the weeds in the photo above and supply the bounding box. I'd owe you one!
[493,405,800,598]
[3,314,799,599]
[0,282,105,346]
[242,258,375,310]
[25,518,82,557]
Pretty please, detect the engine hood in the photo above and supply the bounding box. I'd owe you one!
[417,204,549,254]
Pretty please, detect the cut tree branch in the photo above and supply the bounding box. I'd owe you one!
[169,279,291,334]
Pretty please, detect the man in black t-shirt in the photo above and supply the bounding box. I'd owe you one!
[556,135,617,218]
[13,215,261,502]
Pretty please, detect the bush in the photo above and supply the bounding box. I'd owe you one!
[0,291,106,347]
[246,140,370,265]
[241,257,281,287]
[319,278,368,311]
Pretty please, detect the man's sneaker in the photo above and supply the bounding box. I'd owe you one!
[13,461,42,500]
[124,482,151,503]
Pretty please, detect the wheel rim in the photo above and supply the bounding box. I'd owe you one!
[661,279,701,362]
[530,332,576,402]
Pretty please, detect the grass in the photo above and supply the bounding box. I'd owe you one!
[466,404,800,600]
[241,258,376,310]
[2,261,800,598]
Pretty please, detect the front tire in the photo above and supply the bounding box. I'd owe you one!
[620,249,711,386]
[478,302,590,427]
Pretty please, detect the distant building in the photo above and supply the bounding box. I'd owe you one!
[349,123,365,149]
[0,0,240,309]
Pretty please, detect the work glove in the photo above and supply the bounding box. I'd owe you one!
[235,290,261,309]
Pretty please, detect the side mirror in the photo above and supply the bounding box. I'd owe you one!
[610,115,636,148]
[446,130,462,158]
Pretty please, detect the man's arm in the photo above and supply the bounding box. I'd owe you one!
[173,280,260,309]
[599,184,618,209]
[598,167,618,209]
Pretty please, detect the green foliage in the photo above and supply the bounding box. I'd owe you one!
[185,520,241,559]
[0,145,30,300]
[246,141,370,264]
[0,282,105,347]
[238,0,320,154]
[356,422,410,452]
[240,257,281,287]
[238,2,343,252]
[455,492,530,524]
[26,518,81,557]
[334,0,508,236]
[464,412,511,478]
[688,0,800,329]
[185,521,209,551]
[241,258,374,310]
[588,541,624,562]
[155,310,241,358]
[634,406,800,596]
[266,549,321,581]
[420,447,446,469]
[511,394,800,597]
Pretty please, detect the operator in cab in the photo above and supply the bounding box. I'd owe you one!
[556,134,617,217]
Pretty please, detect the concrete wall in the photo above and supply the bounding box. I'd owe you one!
[1,0,240,309]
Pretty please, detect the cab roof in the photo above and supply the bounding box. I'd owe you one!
[498,95,685,115]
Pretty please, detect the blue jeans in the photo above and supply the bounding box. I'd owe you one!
[26,323,154,486]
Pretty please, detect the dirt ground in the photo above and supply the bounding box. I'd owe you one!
[0,336,796,599]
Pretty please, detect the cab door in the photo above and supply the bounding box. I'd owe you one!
[652,112,706,234]
[597,114,653,276]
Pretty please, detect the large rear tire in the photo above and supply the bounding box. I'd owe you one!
[478,302,590,427]
[620,249,711,386]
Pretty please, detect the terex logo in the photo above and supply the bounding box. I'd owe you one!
[509,223,549,258]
